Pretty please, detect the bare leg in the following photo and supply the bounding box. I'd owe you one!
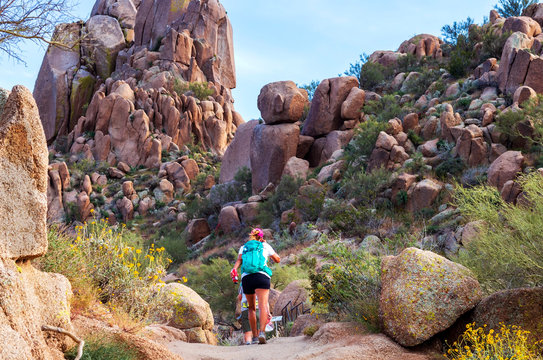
[244,331,252,343]
[246,293,258,338]
[255,289,270,333]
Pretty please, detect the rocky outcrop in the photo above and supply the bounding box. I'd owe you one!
[487,151,524,191]
[257,81,309,124]
[301,76,359,137]
[273,279,310,316]
[380,248,481,347]
[219,119,258,183]
[35,0,241,160]
[0,86,74,359]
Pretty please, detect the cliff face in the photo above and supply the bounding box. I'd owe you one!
[34,0,242,166]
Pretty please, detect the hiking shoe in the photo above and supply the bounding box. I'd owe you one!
[258,331,267,344]
[245,341,251,346]
[251,337,259,344]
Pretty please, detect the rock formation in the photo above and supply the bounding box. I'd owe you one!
[0,86,74,360]
[35,0,242,162]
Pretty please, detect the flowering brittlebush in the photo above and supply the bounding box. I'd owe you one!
[445,323,543,360]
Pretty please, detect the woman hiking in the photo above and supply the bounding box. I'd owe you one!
[231,228,280,344]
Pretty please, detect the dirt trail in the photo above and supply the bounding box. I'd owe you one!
[167,334,432,360]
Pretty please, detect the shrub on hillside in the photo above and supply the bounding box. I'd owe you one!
[257,176,303,226]
[271,264,309,291]
[319,199,368,236]
[338,167,392,207]
[343,119,389,170]
[363,94,407,123]
[402,69,442,98]
[186,258,237,322]
[496,0,537,17]
[454,172,543,293]
[343,53,393,91]
[496,97,543,148]
[309,239,381,332]
[65,334,139,360]
[173,79,214,100]
[37,220,170,323]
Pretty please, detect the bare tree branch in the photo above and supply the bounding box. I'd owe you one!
[42,325,85,360]
[0,0,78,63]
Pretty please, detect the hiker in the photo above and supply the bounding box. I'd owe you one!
[231,228,280,344]
[237,285,259,345]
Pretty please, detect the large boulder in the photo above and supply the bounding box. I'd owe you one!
[250,123,300,193]
[498,32,534,93]
[219,120,259,183]
[487,151,524,191]
[407,179,443,213]
[154,283,215,344]
[0,86,48,260]
[341,87,365,120]
[503,16,542,38]
[82,15,126,80]
[33,23,81,143]
[380,248,482,347]
[273,279,310,316]
[469,288,543,344]
[185,218,211,245]
[218,206,241,233]
[257,81,309,124]
[282,156,310,180]
[301,77,359,137]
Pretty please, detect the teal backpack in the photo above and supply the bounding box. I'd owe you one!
[241,240,272,276]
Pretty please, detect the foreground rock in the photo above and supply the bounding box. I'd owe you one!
[0,85,74,359]
[380,248,482,347]
[257,81,309,124]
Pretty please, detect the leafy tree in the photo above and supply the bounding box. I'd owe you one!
[441,17,474,45]
[0,0,76,62]
[495,0,537,17]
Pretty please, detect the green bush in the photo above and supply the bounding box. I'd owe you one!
[363,94,406,123]
[65,336,138,360]
[343,118,389,172]
[186,258,237,322]
[495,98,543,148]
[402,69,442,98]
[454,172,543,293]
[295,183,325,222]
[435,157,465,179]
[338,167,392,207]
[270,264,309,291]
[258,176,303,221]
[319,199,367,236]
[173,79,214,100]
[343,53,393,91]
[36,221,170,322]
[496,0,537,17]
[309,240,381,331]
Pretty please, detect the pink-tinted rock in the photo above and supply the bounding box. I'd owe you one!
[420,139,439,157]
[282,157,310,180]
[181,159,199,181]
[307,130,353,167]
[375,131,398,151]
[514,85,537,106]
[47,169,65,223]
[117,196,134,223]
[503,16,542,38]
[122,181,135,197]
[498,32,534,93]
[250,123,300,193]
[487,151,524,191]
[301,77,359,137]
[218,206,240,234]
[340,87,365,120]
[160,28,193,66]
[440,105,462,143]
[407,179,443,213]
[296,135,315,159]
[257,81,309,124]
[82,175,92,195]
[219,119,259,184]
[34,23,81,142]
[402,113,419,133]
[505,49,535,94]
[185,218,211,244]
[524,57,543,93]
[235,202,259,224]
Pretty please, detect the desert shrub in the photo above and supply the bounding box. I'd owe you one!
[37,220,170,322]
[319,199,367,236]
[344,53,393,91]
[153,226,190,264]
[343,119,389,170]
[455,96,473,111]
[338,167,392,207]
[397,53,421,73]
[441,17,474,46]
[173,79,214,100]
[445,323,543,360]
[435,157,465,179]
[363,94,405,123]
[407,129,424,147]
[259,176,303,220]
[454,172,543,293]
[402,69,441,98]
[480,29,512,61]
[309,239,381,332]
[448,39,475,78]
[186,258,237,322]
[295,183,325,221]
[460,165,488,187]
[270,264,309,291]
[496,97,543,148]
[404,152,427,175]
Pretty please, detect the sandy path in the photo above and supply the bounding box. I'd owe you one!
[167,334,431,360]
[167,336,321,360]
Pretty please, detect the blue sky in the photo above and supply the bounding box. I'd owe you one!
[0,0,496,120]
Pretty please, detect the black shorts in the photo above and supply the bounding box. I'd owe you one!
[241,273,270,294]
